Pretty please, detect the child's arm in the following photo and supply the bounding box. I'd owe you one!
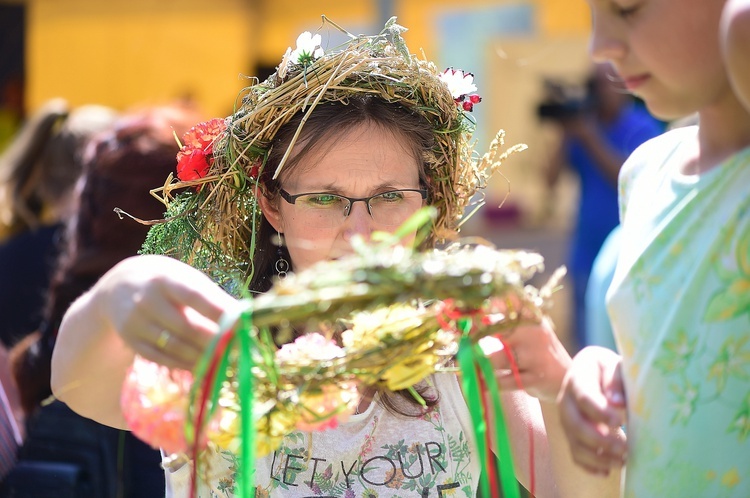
[722,0,750,111]
[485,319,621,497]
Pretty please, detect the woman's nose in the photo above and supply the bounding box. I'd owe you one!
[342,201,374,241]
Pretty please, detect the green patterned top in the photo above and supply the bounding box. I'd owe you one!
[608,126,750,497]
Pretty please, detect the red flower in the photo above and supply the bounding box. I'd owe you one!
[462,101,474,112]
[176,118,227,183]
[177,149,211,182]
[249,160,261,180]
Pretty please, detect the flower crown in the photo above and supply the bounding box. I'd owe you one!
[141,17,524,290]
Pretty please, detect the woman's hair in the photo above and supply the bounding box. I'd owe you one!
[10,105,198,415]
[246,96,440,415]
[247,95,435,294]
[0,99,117,236]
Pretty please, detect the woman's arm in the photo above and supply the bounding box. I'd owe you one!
[490,319,622,497]
[51,255,236,429]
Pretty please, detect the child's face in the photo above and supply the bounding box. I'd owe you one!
[586,0,730,120]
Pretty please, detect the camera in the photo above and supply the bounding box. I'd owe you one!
[536,78,596,121]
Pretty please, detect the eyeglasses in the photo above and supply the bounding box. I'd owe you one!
[279,188,428,228]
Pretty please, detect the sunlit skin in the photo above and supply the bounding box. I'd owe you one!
[260,122,423,272]
[588,0,731,121]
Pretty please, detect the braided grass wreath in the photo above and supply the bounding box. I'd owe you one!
[122,17,554,498]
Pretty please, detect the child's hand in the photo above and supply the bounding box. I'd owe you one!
[557,346,627,476]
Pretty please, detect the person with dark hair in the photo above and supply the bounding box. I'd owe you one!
[3,105,200,497]
[559,0,750,496]
[51,23,619,498]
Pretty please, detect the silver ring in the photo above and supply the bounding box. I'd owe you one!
[156,330,171,350]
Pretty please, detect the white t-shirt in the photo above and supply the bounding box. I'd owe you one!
[166,373,480,497]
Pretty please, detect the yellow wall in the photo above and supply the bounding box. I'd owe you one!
[26,0,590,117]
[27,0,255,117]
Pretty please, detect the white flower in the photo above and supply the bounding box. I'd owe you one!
[439,68,477,99]
[278,47,292,79]
[289,31,324,66]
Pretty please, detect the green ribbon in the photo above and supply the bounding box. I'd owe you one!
[236,308,256,497]
[455,318,520,498]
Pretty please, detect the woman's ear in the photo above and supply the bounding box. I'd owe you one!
[259,193,283,232]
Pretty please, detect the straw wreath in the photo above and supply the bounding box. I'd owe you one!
[123,228,561,459]
[138,17,526,290]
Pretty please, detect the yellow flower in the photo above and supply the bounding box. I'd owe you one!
[382,353,438,391]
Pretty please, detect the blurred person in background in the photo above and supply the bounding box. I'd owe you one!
[0,99,117,349]
[2,104,200,497]
[540,64,663,350]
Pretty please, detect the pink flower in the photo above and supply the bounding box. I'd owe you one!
[276,333,345,365]
[121,356,195,455]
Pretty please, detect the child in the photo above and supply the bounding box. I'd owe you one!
[558,0,750,496]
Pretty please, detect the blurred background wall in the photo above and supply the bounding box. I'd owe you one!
[0,0,599,349]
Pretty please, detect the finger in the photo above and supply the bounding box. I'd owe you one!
[133,290,216,353]
[560,398,626,472]
[161,276,237,323]
[135,340,196,371]
[562,405,627,460]
[602,359,628,423]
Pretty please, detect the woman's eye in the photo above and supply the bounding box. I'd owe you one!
[378,191,405,202]
[305,194,342,206]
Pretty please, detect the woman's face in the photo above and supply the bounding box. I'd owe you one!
[260,122,424,272]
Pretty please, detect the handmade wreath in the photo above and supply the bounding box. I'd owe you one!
[123,225,561,498]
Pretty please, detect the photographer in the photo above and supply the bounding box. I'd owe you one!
[541,64,663,350]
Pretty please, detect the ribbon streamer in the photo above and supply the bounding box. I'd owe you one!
[455,319,521,498]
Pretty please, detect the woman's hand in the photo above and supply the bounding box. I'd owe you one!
[52,255,239,427]
[557,346,627,476]
[94,255,239,371]
[481,315,572,404]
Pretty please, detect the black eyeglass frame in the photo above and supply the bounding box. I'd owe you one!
[278,188,428,217]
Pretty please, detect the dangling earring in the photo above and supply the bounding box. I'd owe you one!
[275,231,290,280]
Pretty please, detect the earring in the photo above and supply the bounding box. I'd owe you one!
[275,231,290,280]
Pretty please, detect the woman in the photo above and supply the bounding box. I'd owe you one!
[51,22,617,497]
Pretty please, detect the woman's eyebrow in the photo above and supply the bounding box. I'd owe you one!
[292,180,415,193]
